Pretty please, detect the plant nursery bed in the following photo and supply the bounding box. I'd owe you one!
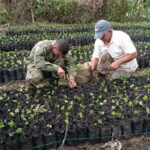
[1,72,150,150]
[0,68,150,91]
[0,22,150,150]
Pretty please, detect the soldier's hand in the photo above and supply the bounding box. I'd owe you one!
[57,67,65,78]
[68,80,77,88]
[84,62,92,70]
[88,62,94,70]
[87,62,96,70]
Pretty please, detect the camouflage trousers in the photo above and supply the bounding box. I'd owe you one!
[75,52,132,83]
[97,52,131,79]
[97,53,131,79]
[26,59,65,83]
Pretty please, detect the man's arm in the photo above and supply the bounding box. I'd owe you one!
[90,58,99,70]
[64,53,77,88]
[34,46,59,71]
[89,39,102,70]
[109,51,138,70]
[64,53,77,81]
[110,32,138,71]
[34,46,65,78]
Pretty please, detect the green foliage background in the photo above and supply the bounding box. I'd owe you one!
[0,0,150,24]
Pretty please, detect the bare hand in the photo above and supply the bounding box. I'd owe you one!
[57,67,65,78]
[87,62,94,70]
[89,58,99,70]
[68,80,77,88]
[109,61,120,71]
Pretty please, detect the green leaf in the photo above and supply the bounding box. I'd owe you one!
[97,119,103,124]
[68,105,73,111]
[111,111,116,116]
[0,120,4,129]
[139,101,143,106]
[9,112,15,117]
[146,108,150,114]
[0,95,3,101]
[64,100,68,103]
[69,100,74,105]
[16,128,23,134]
[100,102,103,106]
[104,87,108,93]
[103,99,107,103]
[112,99,116,104]
[26,109,32,114]
[15,108,20,113]
[112,106,116,110]
[90,110,94,115]
[8,120,15,128]
[143,95,148,102]
[111,111,121,117]
[133,110,140,115]
[65,118,69,124]
[65,112,69,117]
[61,106,65,111]
[99,111,105,116]
[133,100,138,105]
[78,112,83,119]
[21,114,26,121]
[16,60,22,65]
[46,124,52,129]
[130,84,134,89]
[128,101,133,107]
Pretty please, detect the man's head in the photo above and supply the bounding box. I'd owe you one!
[52,39,69,58]
[94,20,112,44]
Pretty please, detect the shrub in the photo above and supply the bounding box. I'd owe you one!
[0,4,9,24]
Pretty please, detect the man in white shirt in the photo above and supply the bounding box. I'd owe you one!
[89,20,138,79]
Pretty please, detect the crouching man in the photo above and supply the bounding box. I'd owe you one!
[26,39,77,88]
[89,20,138,79]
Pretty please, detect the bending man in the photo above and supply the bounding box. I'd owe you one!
[26,39,77,88]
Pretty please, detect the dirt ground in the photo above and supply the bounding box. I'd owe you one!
[58,136,150,150]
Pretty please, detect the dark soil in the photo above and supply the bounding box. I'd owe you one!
[59,136,150,150]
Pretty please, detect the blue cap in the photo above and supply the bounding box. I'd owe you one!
[94,20,111,39]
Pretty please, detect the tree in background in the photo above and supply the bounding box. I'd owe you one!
[127,0,150,21]
[0,0,149,24]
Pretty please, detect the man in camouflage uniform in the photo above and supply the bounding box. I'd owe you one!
[26,39,77,88]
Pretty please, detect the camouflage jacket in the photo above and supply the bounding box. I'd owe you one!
[26,40,76,80]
